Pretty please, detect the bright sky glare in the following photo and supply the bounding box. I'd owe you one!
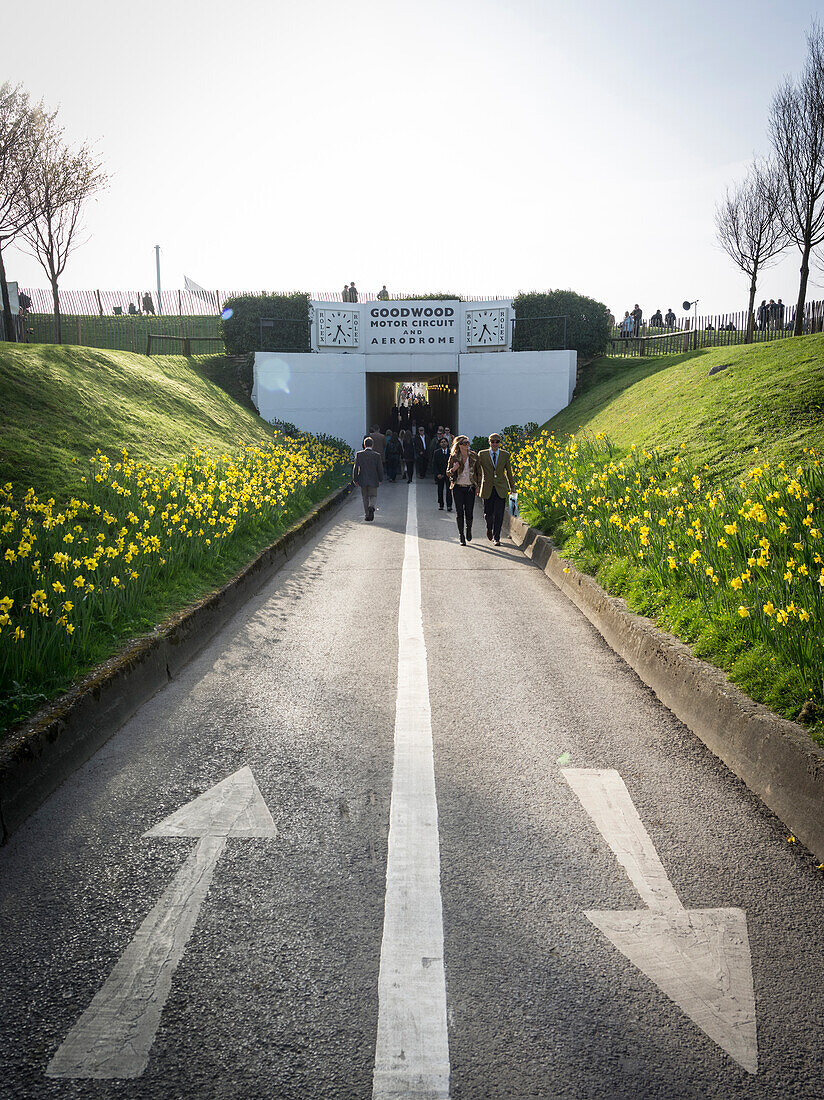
[5,0,823,318]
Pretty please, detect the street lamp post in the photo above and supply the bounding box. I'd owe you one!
[155,245,162,316]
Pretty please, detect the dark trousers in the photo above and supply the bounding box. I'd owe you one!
[436,476,453,509]
[416,454,428,478]
[484,488,506,540]
[453,485,475,537]
[405,459,415,482]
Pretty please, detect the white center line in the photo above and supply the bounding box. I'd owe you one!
[373,482,450,1099]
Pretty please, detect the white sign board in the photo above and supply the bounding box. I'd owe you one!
[364,301,459,352]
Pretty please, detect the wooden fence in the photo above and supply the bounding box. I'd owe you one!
[610,302,824,357]
[20,288,514,316]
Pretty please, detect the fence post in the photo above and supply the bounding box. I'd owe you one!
[76,317,81,345]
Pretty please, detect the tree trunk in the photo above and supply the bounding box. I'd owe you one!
[51,277,62,345]
[794,245,811,336]
[0,240,16,342]
[745,274,757,344]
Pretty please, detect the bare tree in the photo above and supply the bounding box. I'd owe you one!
[769,22,824,336]
[18,116,107,344]
[0,82,49,341]
[715,159,788,342]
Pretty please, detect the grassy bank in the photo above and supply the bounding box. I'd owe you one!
[0,345,348,735]
[514,335,824,737]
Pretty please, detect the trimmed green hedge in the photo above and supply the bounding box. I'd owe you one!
[220,292,311,355]
[513,290,611,361]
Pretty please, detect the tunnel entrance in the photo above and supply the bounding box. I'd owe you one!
[365,372,459,436]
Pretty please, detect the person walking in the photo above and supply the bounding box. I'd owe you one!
[369,423,386,463]
[432,434,453,512]
[353,437,383,521]
[478,432,515,546]
[414,425,429,479]
[400,429,416,484]
[384,430,401,482]
[447,435,480,546]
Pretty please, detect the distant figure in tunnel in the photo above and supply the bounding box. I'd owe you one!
[432,433,453,512]
[353,437,383,521]
[414,425,429,478]
[478,433,516,546]
[400,430,415,483]
[447,435,480,546]
[369,424,386,463]
[384,430,401,482]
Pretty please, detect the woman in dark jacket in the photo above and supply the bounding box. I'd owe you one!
[399,430,415,484]
[384,430,401,482]
[447,435,481,545]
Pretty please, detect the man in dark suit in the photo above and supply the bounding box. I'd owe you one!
[431,434,453,511]
[477,433,515,545]
[353,437,384,521]
[413,426,429,479]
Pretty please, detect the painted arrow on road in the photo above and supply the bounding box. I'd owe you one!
[47,766,276,1080]
[562,768,758,1075]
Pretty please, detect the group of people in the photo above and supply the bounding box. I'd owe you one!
[113,293,156,317]
[619,305,677,336]
[353,427,515,547]
[340,283,391,302]
[756,298,786,330]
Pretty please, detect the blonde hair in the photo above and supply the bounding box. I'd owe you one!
[449,435,470,462]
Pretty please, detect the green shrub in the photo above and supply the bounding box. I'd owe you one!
[220,292,311,355]
[513,290,611,360]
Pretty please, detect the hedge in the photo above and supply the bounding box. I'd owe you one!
[512,290,611,361]
[220,292,311,355]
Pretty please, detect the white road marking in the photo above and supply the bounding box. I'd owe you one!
[562,768,758,1074]
[47,767,276,1079]
[373,481,450,1099]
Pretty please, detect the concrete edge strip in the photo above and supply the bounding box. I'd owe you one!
[503,512,824,864]
[0,484,353,842]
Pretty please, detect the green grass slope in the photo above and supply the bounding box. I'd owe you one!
[549,334,824,476]
[0,345,267,501]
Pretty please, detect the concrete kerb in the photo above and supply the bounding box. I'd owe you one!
[0,484,353,843]
[504,511,824,863]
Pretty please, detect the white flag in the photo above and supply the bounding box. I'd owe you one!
[183,275,216,308]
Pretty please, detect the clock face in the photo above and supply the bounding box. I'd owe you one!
[318,308,359,348]
[466,307,508,347]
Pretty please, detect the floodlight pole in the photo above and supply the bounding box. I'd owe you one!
[155,245,162,315]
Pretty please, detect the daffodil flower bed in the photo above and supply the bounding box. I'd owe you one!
[0,433,348,729]
[511,432,824,727]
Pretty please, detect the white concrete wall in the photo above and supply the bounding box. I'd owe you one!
[457,350,577,441]
[253,352,365,448]
[252,348,578,450]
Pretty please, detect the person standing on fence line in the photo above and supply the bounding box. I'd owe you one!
[631,303,643,337]
[478,432,516,547]
[447,435,480,546]
[650,308,663,327]
[777,298,785,329]
[665,307,676,328]
[377,285,389,300]
[621,311,633,337]
[142,292,155,316]
[757,300,768,330]
[348,282,358,303]
[353,437,383,522]
[342,284,351,302]
[432,434,453,512]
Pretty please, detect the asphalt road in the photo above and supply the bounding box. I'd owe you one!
[1,477,823,1099]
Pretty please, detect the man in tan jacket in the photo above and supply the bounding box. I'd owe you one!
[477,432,515,545]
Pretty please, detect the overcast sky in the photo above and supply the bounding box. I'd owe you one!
[5,0,823,317]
